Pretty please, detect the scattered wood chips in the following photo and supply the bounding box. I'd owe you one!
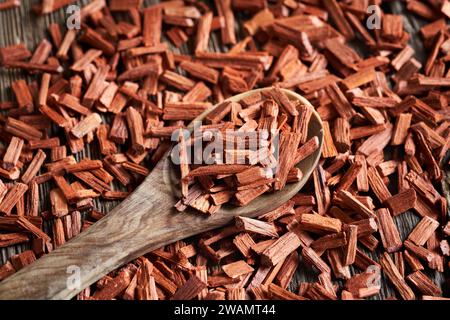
[0,0,449,301]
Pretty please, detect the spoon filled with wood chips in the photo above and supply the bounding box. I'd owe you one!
[0,86,323,299]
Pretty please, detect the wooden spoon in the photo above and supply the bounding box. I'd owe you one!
[0,88,323,300]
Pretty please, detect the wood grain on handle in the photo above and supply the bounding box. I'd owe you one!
[0,155,302,300]
[0,158,175,299]
[0,88,323,300]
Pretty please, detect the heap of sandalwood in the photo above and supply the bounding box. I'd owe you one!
[173,87,319,214]
[0,0,449,300]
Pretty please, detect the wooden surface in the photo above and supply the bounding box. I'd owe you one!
[0,0,448,299]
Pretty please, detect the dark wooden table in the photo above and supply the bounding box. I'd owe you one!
[0,0,448,299]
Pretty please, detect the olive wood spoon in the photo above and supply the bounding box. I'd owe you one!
[0,88,323,300]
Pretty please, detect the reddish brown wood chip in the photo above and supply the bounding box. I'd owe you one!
[0,0,448,301]
[170,275,206,300]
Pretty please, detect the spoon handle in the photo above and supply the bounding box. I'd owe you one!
[0,156,292,300]
[0,160,179,299]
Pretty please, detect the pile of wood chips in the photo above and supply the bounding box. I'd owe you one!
[0,0,449,300]
[173,87,320,214]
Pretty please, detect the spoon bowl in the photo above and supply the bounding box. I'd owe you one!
[165,87,324,217]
